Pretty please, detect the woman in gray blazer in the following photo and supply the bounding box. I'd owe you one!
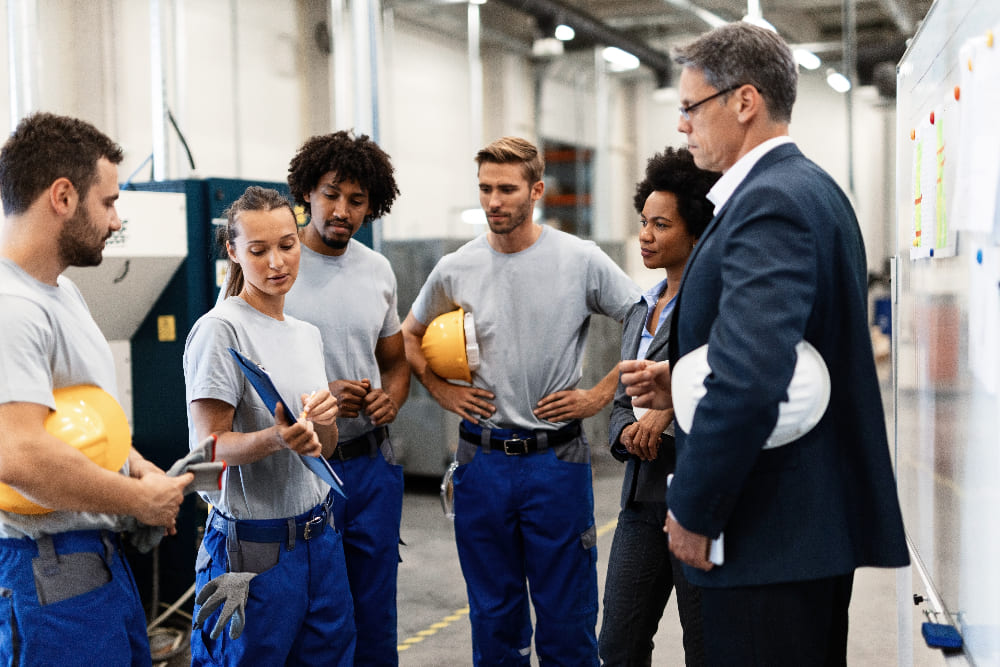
[599,147,718,667]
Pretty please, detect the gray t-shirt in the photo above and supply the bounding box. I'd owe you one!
[184,297,331,520]
[411,226,639,431]
[284,240,401,441]
[0,258,127,539]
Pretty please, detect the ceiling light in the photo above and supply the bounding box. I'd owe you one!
[826,69,851,93]
[602,46,640,72]
[554,24,575,41]
[532,37,564,57]
[794,48,821,70]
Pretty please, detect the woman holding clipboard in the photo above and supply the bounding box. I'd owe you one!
[183,186,354,665]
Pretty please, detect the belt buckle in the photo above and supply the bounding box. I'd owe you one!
[503,437,528,455]
[303,515,324,540]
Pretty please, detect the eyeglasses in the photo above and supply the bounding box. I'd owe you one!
[679,84,742,121]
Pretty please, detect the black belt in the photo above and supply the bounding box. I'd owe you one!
[459,420,582,455]
[332,426,388,462]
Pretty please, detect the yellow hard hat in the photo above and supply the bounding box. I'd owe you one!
[422,308,480,383]
[0,385,131,514]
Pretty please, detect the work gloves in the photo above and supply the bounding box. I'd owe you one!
[124,435,225,553]
[194,571,256,639]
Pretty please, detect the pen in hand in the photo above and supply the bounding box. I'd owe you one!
[300,391,317,421]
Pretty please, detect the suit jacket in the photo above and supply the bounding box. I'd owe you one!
[667,143,909,587]
[609,299,676,508]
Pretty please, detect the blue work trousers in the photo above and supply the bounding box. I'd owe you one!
[0,529,150,666]
[330,442,404,666]
[453,434,599,666]
[191,502,356,666]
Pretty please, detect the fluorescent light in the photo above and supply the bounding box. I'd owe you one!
[826,69,851,93]
[532,37,564,57]
[554,24,575,41]
[602,46,640,72]
[794,48,821,71]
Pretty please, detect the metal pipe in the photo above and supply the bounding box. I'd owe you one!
[7,0,39,129]
[493,0,672,87]
[149,0,169,181]
[228,0,243,177]
[843,0,857,196]
[468,2,483,150]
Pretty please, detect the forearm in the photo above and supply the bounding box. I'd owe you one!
[209,427,285,466]
[2,434,145,516]
[376,332,411,413]
[381,363,410,413]
[315,422,339,458]
[591,365,622,409]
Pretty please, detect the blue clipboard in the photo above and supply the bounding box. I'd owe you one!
[227,347,346,498]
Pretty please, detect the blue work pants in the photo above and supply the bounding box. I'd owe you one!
[0,529,150,666]
[453,434,599,666]
[330,442,404,666]
[191,501,356,666]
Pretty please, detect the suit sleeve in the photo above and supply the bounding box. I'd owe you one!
[609,302,647,460]
[668,181,819,538]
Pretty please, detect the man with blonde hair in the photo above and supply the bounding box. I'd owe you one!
[403,136,639,665]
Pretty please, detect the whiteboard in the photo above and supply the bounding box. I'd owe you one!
[894,0,1000,664]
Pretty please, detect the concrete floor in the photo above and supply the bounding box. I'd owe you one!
[395,449,948,666]
[153,372,958,666]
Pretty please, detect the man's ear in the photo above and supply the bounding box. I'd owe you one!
[735,84,764,124]
[531,179,545,202]
[48,178,78,217]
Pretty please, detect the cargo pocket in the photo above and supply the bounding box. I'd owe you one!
[1,588,19,666]
[235,541,280,575]
[455,438,478,466]
[31,537,111,606]
[553,437,590,464]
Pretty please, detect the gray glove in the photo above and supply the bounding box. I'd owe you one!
[166,435,224,495]
[194,571,256,640]
[123,437,224,553]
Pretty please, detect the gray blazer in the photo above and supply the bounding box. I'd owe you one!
[609,298,676,508]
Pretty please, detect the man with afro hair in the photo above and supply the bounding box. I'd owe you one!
[284,130,407,665]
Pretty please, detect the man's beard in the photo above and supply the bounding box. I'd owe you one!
[318,233,349,251]
[58,205,107,267]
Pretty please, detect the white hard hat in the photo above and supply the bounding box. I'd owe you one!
[671,340,830,449]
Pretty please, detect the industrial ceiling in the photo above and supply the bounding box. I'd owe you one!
[388,0,936,91]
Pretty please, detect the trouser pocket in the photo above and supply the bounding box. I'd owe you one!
[30,536,111,606]
[233,541,281,575]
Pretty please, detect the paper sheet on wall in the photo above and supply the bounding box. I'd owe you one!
[952,34,1000,234]
[913,122,938,249]
[968,246,1000,395]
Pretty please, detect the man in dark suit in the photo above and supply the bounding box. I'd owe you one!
[620,22,909,665]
